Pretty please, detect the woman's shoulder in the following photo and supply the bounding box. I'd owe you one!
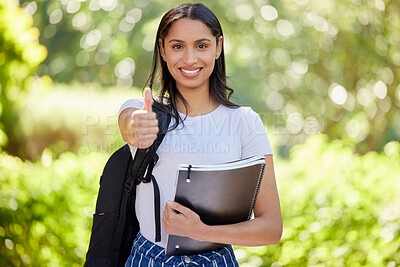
[118,97,144,115]
[119,96,169,112]
[220,104,261,118]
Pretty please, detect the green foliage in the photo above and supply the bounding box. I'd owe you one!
[19,0,400,152]
[0,0,48,153]
[0,150,107,266]
[237,135,400,266]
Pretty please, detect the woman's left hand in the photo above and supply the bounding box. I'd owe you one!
[163,201,206,241]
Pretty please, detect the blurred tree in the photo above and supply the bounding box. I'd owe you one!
[0,0,49,156]
[0,150,106,266]
[245,0,400,154]
[238,135,400,266]
[19,0,400,153]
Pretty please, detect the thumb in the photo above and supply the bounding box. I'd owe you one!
[167,201,189,214]
[142,87,153,112]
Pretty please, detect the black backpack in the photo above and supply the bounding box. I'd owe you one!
[84,102,171,267]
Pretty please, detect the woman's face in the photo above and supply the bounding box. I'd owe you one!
[159,18,223,94]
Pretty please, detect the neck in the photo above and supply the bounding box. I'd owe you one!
[175,85,218,117]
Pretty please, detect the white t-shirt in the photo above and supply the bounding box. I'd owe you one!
[118,98,273,248]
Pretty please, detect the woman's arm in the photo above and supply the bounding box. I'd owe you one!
[118,89,159,149]
[163,154,282,246]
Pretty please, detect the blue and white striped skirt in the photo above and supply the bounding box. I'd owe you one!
[125,232,239,267]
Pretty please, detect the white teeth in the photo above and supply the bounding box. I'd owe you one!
[181,68,200,74]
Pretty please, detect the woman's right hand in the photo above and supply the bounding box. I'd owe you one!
[119,88,159,148]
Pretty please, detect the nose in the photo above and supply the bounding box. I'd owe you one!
[183,48,198,65]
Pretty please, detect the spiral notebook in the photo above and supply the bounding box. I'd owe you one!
[165,156,266,256]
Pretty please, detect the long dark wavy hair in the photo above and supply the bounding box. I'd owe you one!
[145,3,239,129]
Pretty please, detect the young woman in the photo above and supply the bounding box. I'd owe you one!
[118,3,282,266]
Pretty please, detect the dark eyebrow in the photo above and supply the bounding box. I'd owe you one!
[168,38,212,43]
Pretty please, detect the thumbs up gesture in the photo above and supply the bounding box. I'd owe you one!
[125,88,159,148]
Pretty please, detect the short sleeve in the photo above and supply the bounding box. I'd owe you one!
[118,97,144,118]
[240,108,273,158]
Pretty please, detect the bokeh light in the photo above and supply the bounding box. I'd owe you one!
[119,18,135,32]
[269,72,286,91]
[313,16,328,32]
[43,25,57,39]
[126,8,142,23]
[66,0,81,14]
[23,1,37,16]
[235,4,254,21]
[72,12,93,31]
[286,112,303,134]
[49,9,63,24]
[345,113,369,141]
[384,141,400,156]
[357,87,371,107]
[114,57,135,79]
[271,48,291,66]
[142,35,154,52]
[375,0,386,11]
[379,97,391,113]
[329,84,348,105]
[291,60,308,75]
[85,29,102,46]
[261,5,278,21]
[265,91,284,111]
[75,50,89,67]
[276,19,294,37]
[99,0,118,12]
[343,93,356,111]
[373,81,387,99]
[114,57,135,88]
[50,57,65,75]
[94,49,110,65]
[303,116,320,135]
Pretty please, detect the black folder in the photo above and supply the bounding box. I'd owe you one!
[165,156,266,256]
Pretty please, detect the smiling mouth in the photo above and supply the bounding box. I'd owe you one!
[180,68,201,74]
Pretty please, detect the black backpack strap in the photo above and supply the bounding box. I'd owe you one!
[110,151,144,266]
[150,175,161,242]
[111,101,171,265]
[133,102,170,243]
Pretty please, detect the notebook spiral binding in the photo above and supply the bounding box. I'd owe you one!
[247,163,266,221]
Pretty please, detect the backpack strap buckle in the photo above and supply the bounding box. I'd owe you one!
[124,175,135,194]
[136,149,159,184]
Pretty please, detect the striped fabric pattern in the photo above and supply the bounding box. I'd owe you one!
[125,232,239,267]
